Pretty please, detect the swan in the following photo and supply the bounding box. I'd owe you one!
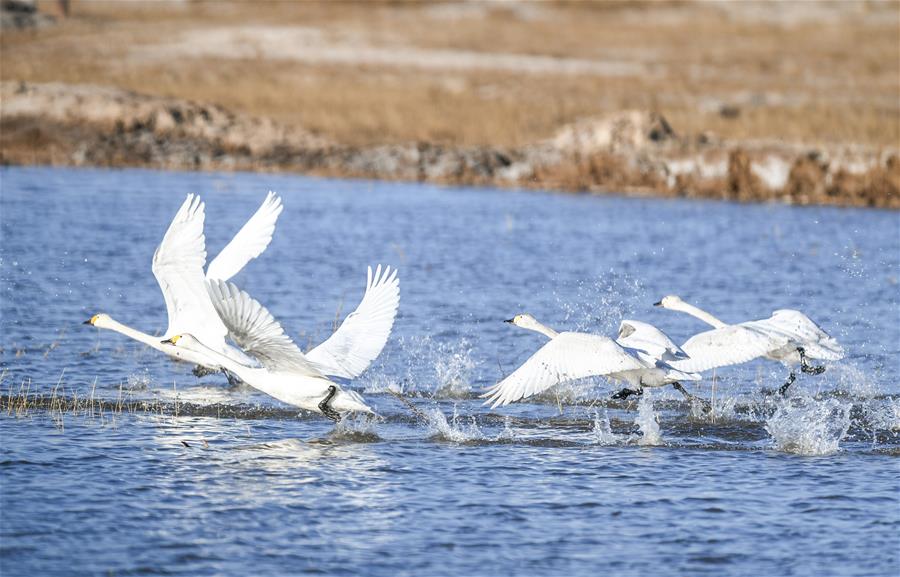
[481,314,703,409]
[654,295,844,394]
[84,192,283,375]
[160,279,378,420]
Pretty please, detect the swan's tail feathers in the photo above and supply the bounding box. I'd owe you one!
[667,368,703,382]
[333,388,374,415]
[803,338,845,362]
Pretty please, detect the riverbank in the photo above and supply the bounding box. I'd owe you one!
[1,1,897,207]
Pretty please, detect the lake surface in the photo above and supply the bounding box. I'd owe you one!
[1,166,898,577]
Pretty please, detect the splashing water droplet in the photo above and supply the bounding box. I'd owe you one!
[765,396,851,456]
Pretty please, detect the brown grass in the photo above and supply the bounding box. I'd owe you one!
[3,0,898,150]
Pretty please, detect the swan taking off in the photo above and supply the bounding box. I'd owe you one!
[85,192,283,376]
[190,279,386,419]
[654,295,844,395]
[482,314,702,409]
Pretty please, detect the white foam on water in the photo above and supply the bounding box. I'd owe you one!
[765,396,852,456]
[634,391,663,446]
[591,409,621,445]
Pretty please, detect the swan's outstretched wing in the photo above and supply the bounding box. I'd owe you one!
[153,194,227,345]
[206,279,324,377]
[670,325,785,373]
[482,332,648,408]
[747,310,844,361]
[616,320,688,363]
[205,191,283,281]
[306,265,400,379]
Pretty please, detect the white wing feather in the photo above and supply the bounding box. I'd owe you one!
[153,194,228,346]
[670,325,786,373]
[206,279,324,377]
[747,310,844,361]
[482,332,648,408]
[616,319,688,363]
[205,191,284,281]
[306,265,400,379]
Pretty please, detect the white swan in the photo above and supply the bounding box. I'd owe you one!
[84,192,283,375]
[654,295,844,394]
[162,279,377,420]
[481,314,702,409]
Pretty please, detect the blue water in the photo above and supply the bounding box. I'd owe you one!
[1,166,898,576]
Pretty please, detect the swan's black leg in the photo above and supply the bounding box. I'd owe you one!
[779,372,796,396]
[798,347,826,375]
[318,385,341,421]
[672,382,712,413]
[192,365,217,378]
[611,387,642,400]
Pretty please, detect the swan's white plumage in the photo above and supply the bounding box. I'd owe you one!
[482,332,648,408]
[670,325,784,373]
[206,279,324,377]
[151,194,228,346]
[745,310,844,361]
[205,191,283,282]
[306,265,400,379]
[616,320,688,364]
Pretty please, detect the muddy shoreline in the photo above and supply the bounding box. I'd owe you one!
[2,82,897,208]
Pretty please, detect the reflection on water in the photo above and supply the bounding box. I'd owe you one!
[1,166,898,576]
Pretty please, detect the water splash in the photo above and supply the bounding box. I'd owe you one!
[765,396,852,456]
[556,272,643,334]
[592,409,621,445]
[634,391,663,446]
[425,404,485,442]
[330,413,382,442]
[363,335,477,397]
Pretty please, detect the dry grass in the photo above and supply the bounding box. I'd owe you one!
[3,0,898,149]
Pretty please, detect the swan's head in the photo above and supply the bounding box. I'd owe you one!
[160,334,202,351]
[83,313,112,328]
[654,295,684,309]
[505,313,541,330]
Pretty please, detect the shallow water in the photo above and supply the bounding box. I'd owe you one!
[1,166,898,576]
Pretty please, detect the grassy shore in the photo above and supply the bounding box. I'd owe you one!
[1,1,898,206]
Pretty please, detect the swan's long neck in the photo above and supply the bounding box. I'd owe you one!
[102,318,166,350]
[670,301,728,329]
[524,319,559,339]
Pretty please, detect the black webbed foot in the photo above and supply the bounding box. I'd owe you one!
[798,347,826,375]
[192,365,217,378]
[611,387,642,400]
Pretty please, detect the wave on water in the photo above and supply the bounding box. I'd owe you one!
[765,396,852,456]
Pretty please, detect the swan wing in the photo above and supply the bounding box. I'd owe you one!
[616,319,688,362]
[482,332,647,408]
[206,279,323,377]
[205,191,284,281]
[152,194,227,345]
[306,265,400,379]
[670,325,782,373]
[746,310,844,361]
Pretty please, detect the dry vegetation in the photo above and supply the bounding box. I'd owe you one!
[1,0,898,206]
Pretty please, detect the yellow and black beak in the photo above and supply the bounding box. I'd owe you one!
[504,318,515,323]
[83,314,99,325]
[653,301,663,307]
[160,335,181,345]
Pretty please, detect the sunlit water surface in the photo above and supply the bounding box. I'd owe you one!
[1,167,898,576]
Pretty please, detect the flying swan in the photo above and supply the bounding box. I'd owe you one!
[654,295,844,395]
[85,192,283,375]
[163,279,384,420]
[481,314,703,409]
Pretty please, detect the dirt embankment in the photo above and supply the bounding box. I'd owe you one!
[1,81,897,208]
